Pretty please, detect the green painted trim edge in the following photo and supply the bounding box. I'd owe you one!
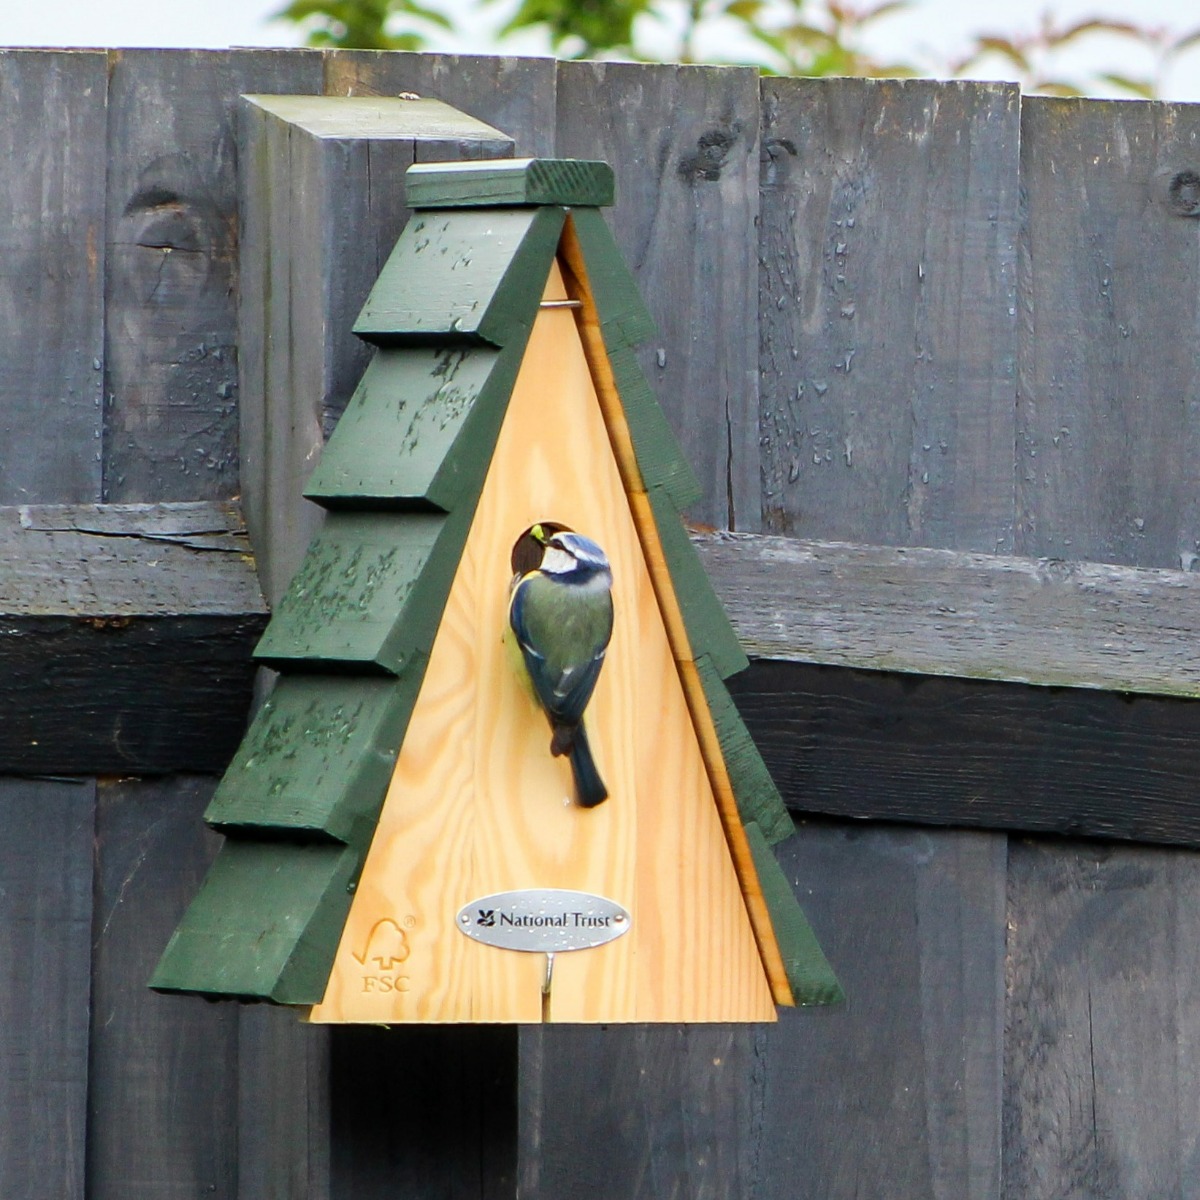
[569,207,655,346]
[407,157,615,208]
[744,822,843,1006]
[695,654,792,845]
[644,484,749,679]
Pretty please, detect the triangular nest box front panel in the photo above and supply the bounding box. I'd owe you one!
[311,260,773,1023]
[152,157,841,1022]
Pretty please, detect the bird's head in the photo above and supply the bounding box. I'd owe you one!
[533,526,612,585]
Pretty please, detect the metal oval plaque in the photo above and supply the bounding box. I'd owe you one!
[456,889,631,953]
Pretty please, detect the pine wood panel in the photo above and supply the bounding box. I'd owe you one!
[561,217,790,1003]
[312,261,774,1023]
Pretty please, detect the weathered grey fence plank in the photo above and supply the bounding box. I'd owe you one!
[238,1006,331,1200]
[238,94,512,603]
[519,1025,758,1198]
[0,50,107,504]
[330,1026,517,1199]
[556,61,763,530]
[759,78,1020,553]
[1016,98,1200,570]
[0,778,94,1200]
[734,661,1200,847]
[1004,839,1200,1198]
[323,50,558,158]
[757,823,1005,1200]
[696,531,1200,696]
[0,502,265,773]
[88,777,238,1199]
[103,48,323,503]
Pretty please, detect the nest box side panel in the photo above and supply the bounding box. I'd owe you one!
[310,260,775,1024]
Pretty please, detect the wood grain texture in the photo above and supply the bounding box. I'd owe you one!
[1016,97,1200,569]
[1,501,263,615]
[0,778,94,1200]
[757,822,1005,1200]
[1005,839,1200,1198]
[733,660,1200,847]
[760,78,1020,553]
[695,531,1200,696]
[519,1024,760,1199]
[322,50,558,158]
[0,50,107,504]
[104,48,323,503]
[331,1025,517,1199]
[88,777,239,1200]
[562,218,788,998]
[313,263,774,1022]
[0,501,264,773]
[556,61,762,530]
[238,1006,331,1200]
[238,91,513,603]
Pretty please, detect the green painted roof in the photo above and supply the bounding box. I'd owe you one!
[405,157,615,209]
[354,206,565,347]
[154,156,835,1009]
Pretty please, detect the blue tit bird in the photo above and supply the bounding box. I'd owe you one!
[509,525,614,808]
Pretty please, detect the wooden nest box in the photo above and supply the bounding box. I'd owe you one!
[154,158,839,1023]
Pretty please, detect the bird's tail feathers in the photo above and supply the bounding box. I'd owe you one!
[555,722,608,808]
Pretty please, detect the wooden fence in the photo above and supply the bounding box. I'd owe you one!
[3,45,1200,1199]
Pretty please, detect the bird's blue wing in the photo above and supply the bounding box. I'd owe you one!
[509,573,611,725]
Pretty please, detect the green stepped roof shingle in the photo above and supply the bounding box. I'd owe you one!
[354,206,566,348]
[304,346,515,512]
[154,155,838,1009]
[204,672,422,850]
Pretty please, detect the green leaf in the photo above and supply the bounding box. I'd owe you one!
[1051,18,1142,46]
[1096,72,1156,99]
[973,35,1031,72]
[1031,79,1086,97]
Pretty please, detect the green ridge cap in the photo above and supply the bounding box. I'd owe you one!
[570,207,656,348]
[644,485,749,679]
[306,344,519,512]
[151,840,358,1004]
[205,671,424,850]
[406,157,615,209]
[695,655,792,845]
[354,206,566,348]
[744,822,843,1007]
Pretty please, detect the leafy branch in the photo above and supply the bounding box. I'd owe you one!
[272,0,1200,100]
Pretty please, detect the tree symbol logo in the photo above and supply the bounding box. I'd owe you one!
[477,909,496,927]
[351,918,411,969]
